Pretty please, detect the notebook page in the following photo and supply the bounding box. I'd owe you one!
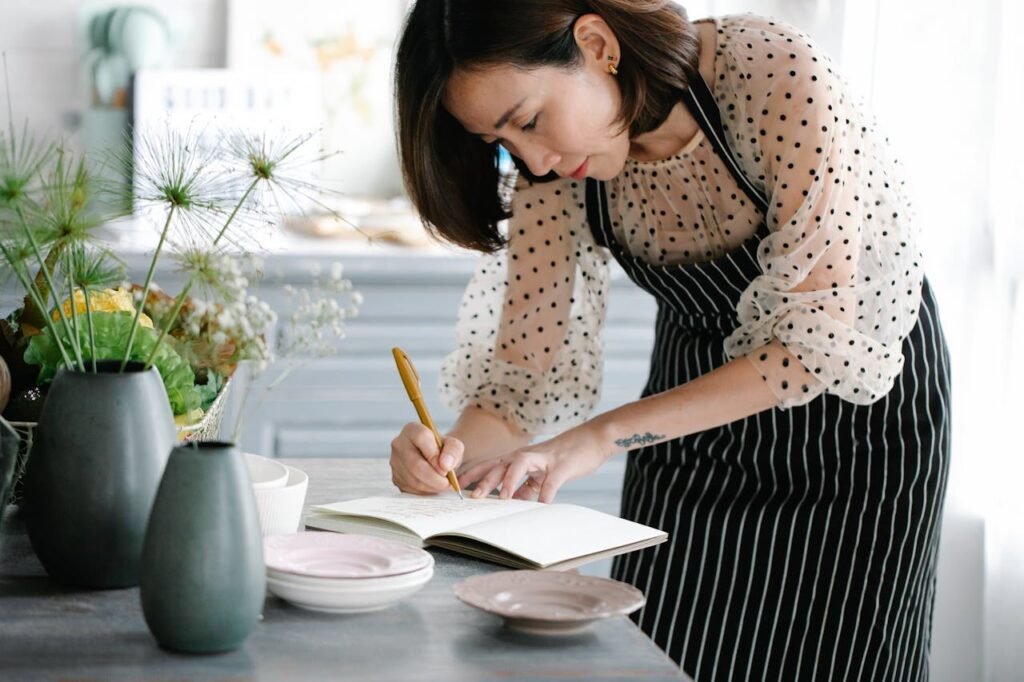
[313,492,541,539]
[442,504,666,567]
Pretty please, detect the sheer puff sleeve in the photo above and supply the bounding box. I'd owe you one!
[439,174,612,436]
[720,16,924,407]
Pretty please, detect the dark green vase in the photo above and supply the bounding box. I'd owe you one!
[140,441,265,653]
[21,360,175,588]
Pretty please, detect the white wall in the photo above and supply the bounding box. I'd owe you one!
[0,0,226,146]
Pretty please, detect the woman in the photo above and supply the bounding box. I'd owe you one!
[389,1,950,680]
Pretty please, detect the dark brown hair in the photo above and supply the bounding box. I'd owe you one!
[395,0,700,252]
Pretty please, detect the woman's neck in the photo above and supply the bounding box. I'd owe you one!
[628,19,717,163]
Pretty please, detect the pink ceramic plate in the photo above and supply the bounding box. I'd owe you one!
[264,532,432,579]
[453,570,646,635]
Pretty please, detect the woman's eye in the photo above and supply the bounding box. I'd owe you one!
[521,115,539,131]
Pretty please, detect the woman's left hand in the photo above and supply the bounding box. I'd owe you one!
[457,422,615,503]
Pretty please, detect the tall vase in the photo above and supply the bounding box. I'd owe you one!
[21,360,175,588]
[140,441,265,653]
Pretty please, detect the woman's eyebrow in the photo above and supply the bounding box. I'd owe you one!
[493,98,526,130]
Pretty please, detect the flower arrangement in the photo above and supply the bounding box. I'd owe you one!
[0,111,362,435]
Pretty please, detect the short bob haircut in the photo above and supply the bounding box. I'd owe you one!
[395,0,700,253]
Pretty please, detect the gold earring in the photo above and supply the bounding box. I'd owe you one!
[607,56,618,75]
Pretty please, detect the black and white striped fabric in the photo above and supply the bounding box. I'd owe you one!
[589,74,952,682]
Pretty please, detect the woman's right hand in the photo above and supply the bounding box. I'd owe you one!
[389,422,465,495]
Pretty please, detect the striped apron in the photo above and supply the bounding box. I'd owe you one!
[591,75,952,682]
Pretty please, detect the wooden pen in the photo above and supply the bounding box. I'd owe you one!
[391,346,464,499]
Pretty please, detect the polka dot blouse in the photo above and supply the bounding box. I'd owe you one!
[440,14,925,435]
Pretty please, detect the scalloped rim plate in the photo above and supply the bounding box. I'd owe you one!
[264,532,433,579]
[453,570,646,635]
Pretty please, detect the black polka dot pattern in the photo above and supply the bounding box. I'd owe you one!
[440,14,924,426]
[439,177,610,433]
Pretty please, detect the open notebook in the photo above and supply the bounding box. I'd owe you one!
[306,493,667,571]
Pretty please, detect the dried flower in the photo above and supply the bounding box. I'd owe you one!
[130,125,238,249]
[277,261,361,359]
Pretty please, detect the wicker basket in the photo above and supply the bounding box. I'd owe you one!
[174,378,232,442]
[6,379,231,505]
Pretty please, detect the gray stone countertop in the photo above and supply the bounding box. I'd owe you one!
[0,457,688,682]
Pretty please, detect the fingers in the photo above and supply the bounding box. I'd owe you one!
[404,423,440,460]
[389,423,450,495]
[512,476,542,501]
[390,456,446,495]
[437,437,464,475]
[538,469,569,504]
[458,457,501,489]
[499,453,536,500]
[470,459,509,499]
[467,450,544,500]
[455,446,578,503]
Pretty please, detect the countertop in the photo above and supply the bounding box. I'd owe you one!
[0,457,688,681]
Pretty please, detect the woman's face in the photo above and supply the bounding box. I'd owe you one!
[444,60,631,182]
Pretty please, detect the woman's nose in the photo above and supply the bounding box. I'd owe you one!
[516,141,560,177]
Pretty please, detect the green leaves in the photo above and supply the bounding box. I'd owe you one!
[25,310,203,415]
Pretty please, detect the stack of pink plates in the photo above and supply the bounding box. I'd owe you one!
[263,532,434,613]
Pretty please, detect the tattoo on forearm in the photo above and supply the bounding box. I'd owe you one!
[614,432,665,449]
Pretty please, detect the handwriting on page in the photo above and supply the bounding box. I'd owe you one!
[378,497,502,520]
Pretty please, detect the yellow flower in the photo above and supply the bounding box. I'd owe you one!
[53,288,153,328]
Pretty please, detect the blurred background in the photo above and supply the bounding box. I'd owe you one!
[1,0,1021,679]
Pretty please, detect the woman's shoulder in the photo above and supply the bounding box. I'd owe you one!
[709,11,846,112]
[710,13,830,67]
[711,13,814,43]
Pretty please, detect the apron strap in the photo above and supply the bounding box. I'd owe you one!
[586,72,770,238]
[681,73,770,215]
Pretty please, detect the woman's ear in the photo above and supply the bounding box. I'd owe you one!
[573,14,621,69]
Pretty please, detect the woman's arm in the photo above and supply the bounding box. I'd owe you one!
[394,173,609,495]
[461,340,788,503]
[445,405,533,469]
[590,342,783,450]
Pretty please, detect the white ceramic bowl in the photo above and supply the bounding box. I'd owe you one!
[252,465,309,536]
[244,453,289,490]
[266,563,434,613]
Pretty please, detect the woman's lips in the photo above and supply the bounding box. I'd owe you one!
[570,159,589,180]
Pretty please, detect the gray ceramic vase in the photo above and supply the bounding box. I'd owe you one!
[21,360,175,588]
[140,441,265,653]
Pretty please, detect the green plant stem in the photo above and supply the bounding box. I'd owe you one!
[64,257,82,364]
[143,278,192,368]
[143,178,259,370]
[262,362,295,394]
[20,241,65,332]
[230,366,255,444]
[83,287,97,373]
[14,206,85,371]
[120,205,176,370]
[233,360,297,443]
[212,178,259,245]
[21,147,72,328]
[0,242,74,369]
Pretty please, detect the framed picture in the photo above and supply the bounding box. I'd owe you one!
[132,68,323,220]
[226,0,407,199]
